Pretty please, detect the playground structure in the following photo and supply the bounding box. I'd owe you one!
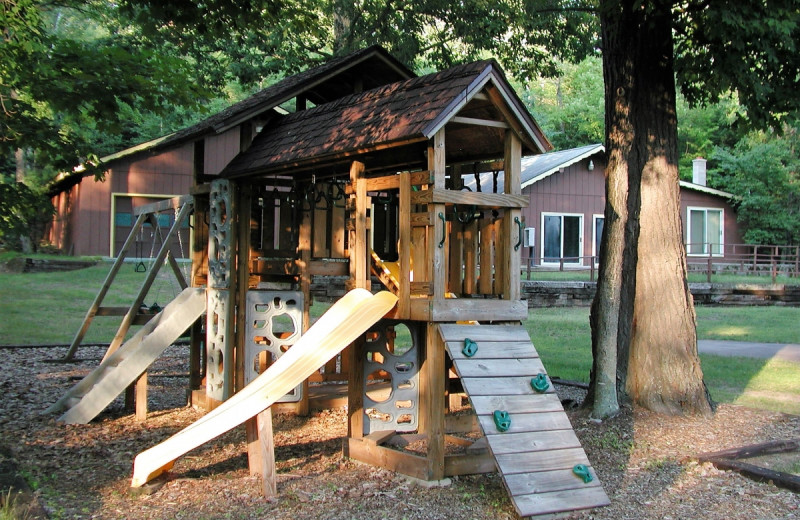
[49,53,609,517]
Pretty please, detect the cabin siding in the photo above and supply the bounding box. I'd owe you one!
[519,155,742,266]
[49,143,195,256]
[204,128,241,176]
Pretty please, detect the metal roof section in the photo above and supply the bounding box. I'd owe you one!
[679,180,735,199]
[520,143,605,189]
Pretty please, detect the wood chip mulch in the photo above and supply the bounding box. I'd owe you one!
[0,345,798,519]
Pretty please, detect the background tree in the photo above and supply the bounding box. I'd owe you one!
[712,123,800,245]
[589,0,800,418]
[1,0,212,182]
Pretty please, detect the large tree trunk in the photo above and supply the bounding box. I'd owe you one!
[592,0,713,416]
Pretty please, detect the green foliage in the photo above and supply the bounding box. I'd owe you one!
[1,1,213,180]
[521,56,604,150]
[712,125,800,245]
[676,95,744,180]
[0,181,54,252]
[674,0,800,130]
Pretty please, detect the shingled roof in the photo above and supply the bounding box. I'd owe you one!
[151,45,416,153]
[223,59,550,178]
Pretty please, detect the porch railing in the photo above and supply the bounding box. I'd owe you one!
[521,243,800,283]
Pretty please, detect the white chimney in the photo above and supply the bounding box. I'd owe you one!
[692,157,707,186]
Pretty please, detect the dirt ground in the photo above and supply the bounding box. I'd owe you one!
[0,344,798,520]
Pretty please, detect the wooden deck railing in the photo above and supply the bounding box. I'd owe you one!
[521,243,800,282]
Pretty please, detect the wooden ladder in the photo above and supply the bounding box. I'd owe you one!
[439,323,610,518]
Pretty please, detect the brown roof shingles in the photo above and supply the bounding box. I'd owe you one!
[223,60,494,177]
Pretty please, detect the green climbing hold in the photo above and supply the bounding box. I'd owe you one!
[531,373,549,393]
[493,410,511,432]
[462,338,478,358]
[573,464,593,483]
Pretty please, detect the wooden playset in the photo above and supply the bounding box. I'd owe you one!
[48,50,609,518]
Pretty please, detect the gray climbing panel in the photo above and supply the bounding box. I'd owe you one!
[363,321,420,434]
[245,290,304,402]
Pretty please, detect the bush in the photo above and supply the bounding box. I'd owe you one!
[0,182,54,253]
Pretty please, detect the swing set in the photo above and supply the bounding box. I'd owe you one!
[60,195,194,362]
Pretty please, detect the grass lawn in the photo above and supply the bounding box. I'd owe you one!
[0,259,187,346]
[1,256,798,414]
[526,306,800,415]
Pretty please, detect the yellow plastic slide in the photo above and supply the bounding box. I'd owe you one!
[131,288,398,487]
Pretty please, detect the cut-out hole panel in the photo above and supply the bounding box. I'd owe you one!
[365,371,392,403]
[395,362,413,373]
[253,336,271,346]
[397,414,413,424]
[390,323,414,356]
[271,314,296,336]
[253,319,267,329]
[397,380,414,390]
[366,331,380,342]
[254,303,269,313]
[366,408,392,423]
[252,351,273,375]
[395,400,413,409]
[367,351,385,364]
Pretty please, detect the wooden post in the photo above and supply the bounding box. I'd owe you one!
[297,200,312,416]
[399,172,412,317]
[349,161,369,290]
[463,220,478,294]
[479,217,494,295]
[347,336,366,439]
[420,322,445,480]
[429,129,446,303]
[503,131,522,301]
[236,186,252,394]
[135,372,147,422]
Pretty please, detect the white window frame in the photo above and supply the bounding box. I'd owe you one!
[540,212,584,266]
[686,206,724,257]
[592,214,604,266]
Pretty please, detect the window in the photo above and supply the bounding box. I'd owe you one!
[687,207,723,256]
[592,215,604,265]
[541,213,583,264]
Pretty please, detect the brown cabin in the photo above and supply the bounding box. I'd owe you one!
[469,144,743,268]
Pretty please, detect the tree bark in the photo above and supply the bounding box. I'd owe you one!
[593,0,713,416]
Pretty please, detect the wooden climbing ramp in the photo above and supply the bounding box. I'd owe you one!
[46,287,206,424]
[439,323,610,518]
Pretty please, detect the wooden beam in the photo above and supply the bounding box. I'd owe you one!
[420,322,446,480]
[429,129,446,303]
[444,452,496,477]
[450,116,509,129]
[344,438,429,481]
[410,189,528,209]
[431,299,528,322]
[346,170,432,194]
[133,195,194,216]
[347,336,366,439]
[135,372,147,422]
